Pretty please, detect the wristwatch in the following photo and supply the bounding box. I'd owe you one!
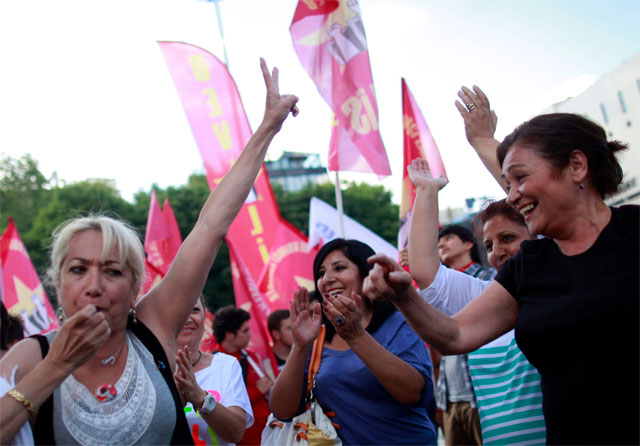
[199,392,217,414]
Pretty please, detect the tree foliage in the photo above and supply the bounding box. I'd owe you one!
[273,181,399,244]
[1,155,399,312]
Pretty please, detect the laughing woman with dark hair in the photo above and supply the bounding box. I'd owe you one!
[270,239,436,445]
[365,113,638,445]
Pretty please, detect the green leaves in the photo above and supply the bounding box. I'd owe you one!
[1,155,399,312]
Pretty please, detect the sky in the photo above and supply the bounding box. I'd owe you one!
[1,0,639,214]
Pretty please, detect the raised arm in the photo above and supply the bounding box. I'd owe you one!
[454,85,506,191]
[364,254,517,354]
[270,287,321,420]
[407,158,447,289]
[137,59,299,352]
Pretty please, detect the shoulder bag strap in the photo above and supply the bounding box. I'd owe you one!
[30,334,55,445]
[240,350,249,383]
[305,325,326,401]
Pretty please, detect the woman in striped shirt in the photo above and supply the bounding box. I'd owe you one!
[410,156,545,444]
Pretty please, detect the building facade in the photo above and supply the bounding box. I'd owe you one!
[265,151,328,192]
[542,52,640,205]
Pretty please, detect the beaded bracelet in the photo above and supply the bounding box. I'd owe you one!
[7,389,37,417]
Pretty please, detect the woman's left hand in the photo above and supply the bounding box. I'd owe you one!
[174,345,204,407]
[323,292,365,342]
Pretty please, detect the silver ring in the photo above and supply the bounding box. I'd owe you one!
[466,103,477,112]
[333,315,346,326]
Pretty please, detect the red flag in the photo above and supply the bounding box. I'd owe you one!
[199,309,218,353]
[141,259,164,296]
[162,198,181,261]
[142,191,182,294]
[0,218,58,335]
[258,219,317,305]
[290,0,391,177]
[398,78,447,249]
[228,243,279,376]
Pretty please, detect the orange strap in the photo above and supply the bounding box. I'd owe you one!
[305,325,326,396]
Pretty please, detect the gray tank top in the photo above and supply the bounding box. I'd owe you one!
[44,330,176,445]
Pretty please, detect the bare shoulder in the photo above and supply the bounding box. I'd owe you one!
[0,338,45,384]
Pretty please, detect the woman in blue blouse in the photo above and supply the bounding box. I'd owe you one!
[270,239,436,445]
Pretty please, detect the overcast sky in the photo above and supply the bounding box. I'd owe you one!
[1,0,638,213]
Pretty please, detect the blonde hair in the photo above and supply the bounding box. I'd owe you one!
[48,215,145,293]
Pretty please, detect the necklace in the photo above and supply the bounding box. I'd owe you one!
[191,350,202,367]
[100,337,126,367]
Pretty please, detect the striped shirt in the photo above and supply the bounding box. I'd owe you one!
[420,265,546,445]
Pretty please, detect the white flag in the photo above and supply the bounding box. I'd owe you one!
[307,197,398,259]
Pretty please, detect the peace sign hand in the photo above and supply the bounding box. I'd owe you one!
[260,58,299,132]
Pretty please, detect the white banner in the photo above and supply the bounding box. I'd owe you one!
[307,197,398,259]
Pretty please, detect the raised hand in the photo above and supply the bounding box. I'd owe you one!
[290,287,321,349]
[260,58,299,132]
[454,85,498,146]
[322,292,365,342]
[363,254,414,303]
[174,345,205,407]
[45,304,111,373]
[407,158,448,191]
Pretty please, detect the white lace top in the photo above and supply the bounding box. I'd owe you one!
[46,331,176,445]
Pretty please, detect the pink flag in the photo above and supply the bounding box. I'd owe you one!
[143,190,182,277]
[0,219,58,335]
[158,42,252,185]
[158,42,317,368]
[399,78,447,248]
[158,41,282,281]
[290,0,391,177]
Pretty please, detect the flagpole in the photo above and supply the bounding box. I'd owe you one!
[334,171,345,238]
[212,0,230,67]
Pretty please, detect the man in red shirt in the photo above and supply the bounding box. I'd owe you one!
[213,306,273,445]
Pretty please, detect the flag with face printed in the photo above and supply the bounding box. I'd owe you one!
[0,218,58,335]
[290,0,391,177]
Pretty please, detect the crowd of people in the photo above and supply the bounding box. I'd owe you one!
[0,58,638,446]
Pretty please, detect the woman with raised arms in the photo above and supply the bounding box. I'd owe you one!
[365,112,638,445]
[0,58,298,445]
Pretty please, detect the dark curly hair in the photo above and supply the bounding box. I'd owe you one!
[497,113,627,198]
[313,239,397,343]
[212,305,250,344]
